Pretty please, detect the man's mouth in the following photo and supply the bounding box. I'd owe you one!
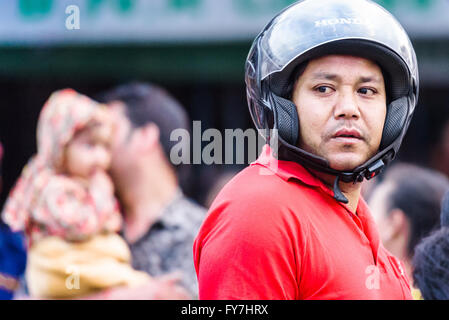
[332,128,363,141]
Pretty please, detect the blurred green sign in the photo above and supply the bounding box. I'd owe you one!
[0,0,448,45]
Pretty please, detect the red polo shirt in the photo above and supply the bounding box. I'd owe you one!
[193,146,412,300]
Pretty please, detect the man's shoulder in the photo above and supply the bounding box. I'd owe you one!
[195,164,311,257]
[205,164,313,228]
[160,193,207,231]
[177,195,207,223]
[213,164,306,206]
[173,194,207,214]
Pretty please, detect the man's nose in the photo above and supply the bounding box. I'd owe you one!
[333,89,361,120]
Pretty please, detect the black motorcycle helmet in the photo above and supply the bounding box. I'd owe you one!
[245,0,419,203]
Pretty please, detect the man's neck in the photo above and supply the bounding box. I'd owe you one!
[119,167,179,244]
[308,168,363,213]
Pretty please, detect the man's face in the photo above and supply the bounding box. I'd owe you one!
[108,102,137,185]
[292,55,387,171]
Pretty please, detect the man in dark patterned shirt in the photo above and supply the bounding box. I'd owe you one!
[97,82,207,298]
[127,189,206,296]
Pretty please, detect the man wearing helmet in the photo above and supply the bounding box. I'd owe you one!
[194,0,418,299]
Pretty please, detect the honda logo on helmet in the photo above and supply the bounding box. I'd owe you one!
[315,18,371,27]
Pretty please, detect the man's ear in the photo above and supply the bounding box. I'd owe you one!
[387,208,409,240]
[135,123,160,152]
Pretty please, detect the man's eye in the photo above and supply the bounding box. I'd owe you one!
[316,86,333,94]
[358,87,377,96]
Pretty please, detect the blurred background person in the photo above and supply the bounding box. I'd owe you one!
[430,117,449,179]
[412,191,449,300]
[368,163,449,299]
[413,226,449,300]
[2,89,156,299]
[97,82,207,298]
[0,141,27,300]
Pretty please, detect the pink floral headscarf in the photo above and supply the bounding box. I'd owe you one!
[2,89,121,246]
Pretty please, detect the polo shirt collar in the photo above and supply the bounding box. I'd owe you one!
[252,144,335,195]
[253,144,380,264]
[252,145,371,211]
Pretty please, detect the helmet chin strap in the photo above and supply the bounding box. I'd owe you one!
[333,175,349,204]
[276,141,386,203]
[331,160,385,204]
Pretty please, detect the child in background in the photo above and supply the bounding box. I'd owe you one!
[2,89,150,299]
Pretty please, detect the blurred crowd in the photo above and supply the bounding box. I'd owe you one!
[0,83,213,300]
[1,81,449,300]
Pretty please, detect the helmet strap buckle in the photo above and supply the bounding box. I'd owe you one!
[364,159,385,180]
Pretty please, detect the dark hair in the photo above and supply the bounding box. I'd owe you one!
[413,226,449,300]
[381,164,449,256]
[97,82,191,190]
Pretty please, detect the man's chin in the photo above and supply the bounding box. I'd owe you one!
[327,156,366,172]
